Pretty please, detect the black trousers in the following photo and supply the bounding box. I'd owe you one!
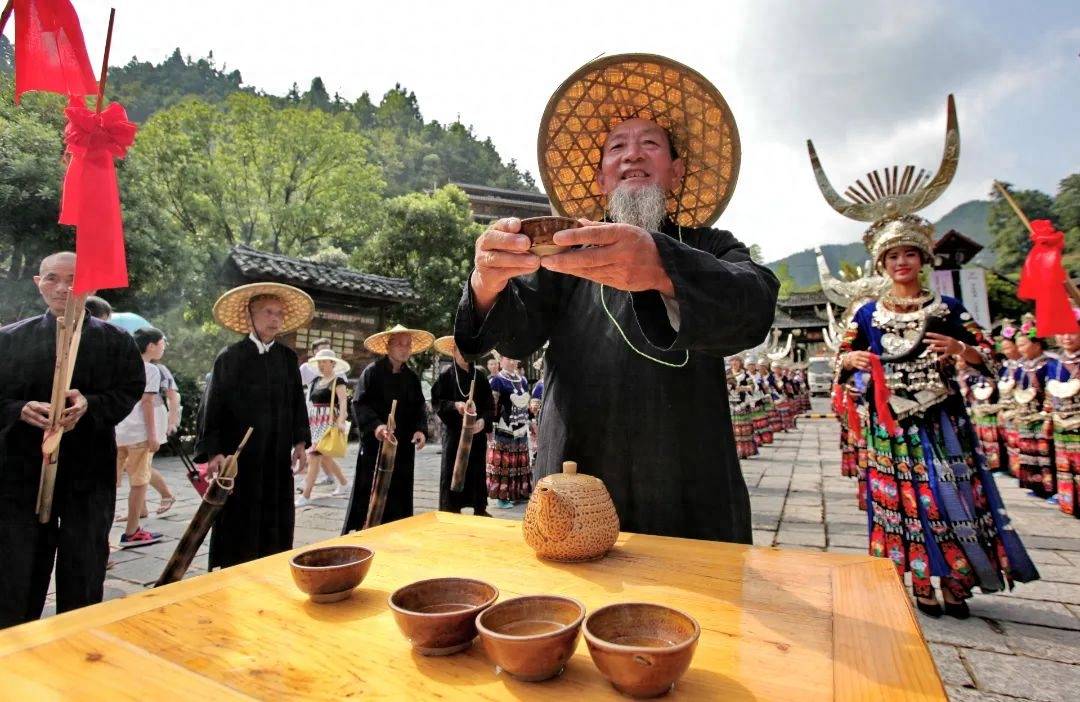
[342,436,415,534]
[0,482,115,629]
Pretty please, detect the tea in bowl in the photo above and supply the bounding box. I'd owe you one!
[388,577,499,656]
[289,545,374,603]
[583,602,700,698]
[476,595,585,682]
[519,216,581,257]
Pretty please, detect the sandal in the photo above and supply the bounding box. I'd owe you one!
[156,496,176,515]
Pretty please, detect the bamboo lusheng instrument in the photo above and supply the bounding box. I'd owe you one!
[450,376,477,493]
[154,427,253,587]
[993,180,1080,307]
[36,292,88,523]
[363,400,398,529]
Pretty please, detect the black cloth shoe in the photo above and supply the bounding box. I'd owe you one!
[944,600,970,619]
[916,599,943,618]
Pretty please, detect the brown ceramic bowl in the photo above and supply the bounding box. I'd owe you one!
[476,595,585,682]
[289,545,374,603]
[519,216,580,256]
[583,603,700,698]
[389,577,499,656]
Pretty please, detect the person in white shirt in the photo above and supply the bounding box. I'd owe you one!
[113,328,167,548]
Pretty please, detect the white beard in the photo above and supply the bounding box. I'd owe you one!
[607,183,667,231]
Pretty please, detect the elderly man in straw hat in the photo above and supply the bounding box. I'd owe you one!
[455,55,779,544]
[196,282,314,569]
[430,336,495,516]
[342,324,433,533]
[0,252,144,628]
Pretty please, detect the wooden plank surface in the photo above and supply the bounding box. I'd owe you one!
[0,512,945,701]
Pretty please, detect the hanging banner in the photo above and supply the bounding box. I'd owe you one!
[930,270,955,298]
[959,269,992,331]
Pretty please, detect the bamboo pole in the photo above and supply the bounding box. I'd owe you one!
[94,8,115,114]
[363,401,399,529]
[993,180,1080,306]
[450,375,477,493]
[0,1,13,38]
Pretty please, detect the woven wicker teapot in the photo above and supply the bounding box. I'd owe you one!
[523,461,619,562]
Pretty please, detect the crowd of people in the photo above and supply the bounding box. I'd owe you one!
[726,356,811,459]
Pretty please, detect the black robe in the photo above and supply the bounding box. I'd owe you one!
[430,362,495,512]
[196,338,310,569]
[0,312,143,628]
[454,221,779,543]
[342,357,427,533]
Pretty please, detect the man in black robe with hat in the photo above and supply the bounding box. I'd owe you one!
[0,252,144,628]
[196,282,313,569]
[455,55,779,544]
[342,325,432,533]
[430,336,494,516]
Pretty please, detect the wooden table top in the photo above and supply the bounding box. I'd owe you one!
[0,512,945,701]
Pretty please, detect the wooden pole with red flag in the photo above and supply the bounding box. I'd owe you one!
[0,1,13,38]
[36,9,116,523]
[993,180,1080,307]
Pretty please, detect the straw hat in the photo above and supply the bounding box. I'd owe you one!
[364,324,434,356]
[212,282,314,335]
[305,348,351,376]
[433,335,457,357]
[538,53,740,229]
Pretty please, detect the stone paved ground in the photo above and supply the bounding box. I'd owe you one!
[44,399,1080,701]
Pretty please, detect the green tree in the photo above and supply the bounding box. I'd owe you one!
[1053,174,1080,274]
[358,185,480,337]
[773,262,796,299]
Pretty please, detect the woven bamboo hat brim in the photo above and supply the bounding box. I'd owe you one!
[212,282,314,335]
[364,324,434,356]
[538,53,740,228]
[305,348,351,376]
[433,335,457,357]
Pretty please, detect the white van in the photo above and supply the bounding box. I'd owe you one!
[807,355,835,396]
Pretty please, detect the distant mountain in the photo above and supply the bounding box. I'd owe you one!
[768,200,993,288]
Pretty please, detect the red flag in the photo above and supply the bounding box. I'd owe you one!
[12,0,98,103]
[59,100,136,294]
[1018,220,1080,336]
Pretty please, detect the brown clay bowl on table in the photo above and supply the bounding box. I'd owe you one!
[475,595,586,682]
[289,545,374,603]
[388,577,499,656]
[519,216,581,257]
[583,602,700,698]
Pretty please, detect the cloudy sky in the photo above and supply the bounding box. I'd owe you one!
[10,1,1078,261]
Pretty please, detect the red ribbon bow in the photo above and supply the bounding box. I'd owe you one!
[1018,220,1079,336]
[58,101,137,294]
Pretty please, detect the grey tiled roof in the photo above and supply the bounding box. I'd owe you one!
[228,245,419,303]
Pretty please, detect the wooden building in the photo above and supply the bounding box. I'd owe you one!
[453,182,552,224]
[772,291,841,361]
[224,245,419,371]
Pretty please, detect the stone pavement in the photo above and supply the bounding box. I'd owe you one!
[45,403,1080,702]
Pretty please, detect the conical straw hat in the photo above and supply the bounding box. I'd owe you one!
[364,324,434,356]
[212,282,314,335]
[538,53,740,228]
[433,335,457,357]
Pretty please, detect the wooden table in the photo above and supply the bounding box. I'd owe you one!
[0,513,945,700]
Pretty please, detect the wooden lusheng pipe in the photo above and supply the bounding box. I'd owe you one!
[450,376,476,492]
[363,400,398,529]
[154,427,253,586]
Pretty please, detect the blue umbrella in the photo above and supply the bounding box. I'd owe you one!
[109,312,153,334]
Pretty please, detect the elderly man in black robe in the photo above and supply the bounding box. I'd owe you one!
[342,325,432,533]
[196,283,313,569]
[0,252,143,628]
[430,336,494,516]
[454,54,779,544]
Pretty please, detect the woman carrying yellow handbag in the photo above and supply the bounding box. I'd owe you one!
[297,349,351,507]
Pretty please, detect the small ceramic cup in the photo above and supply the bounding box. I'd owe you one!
[518,216,581,256]
[583,602,700,698]
[476,595,585,682]
[289,545,374,603]
[388,577,499,656]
